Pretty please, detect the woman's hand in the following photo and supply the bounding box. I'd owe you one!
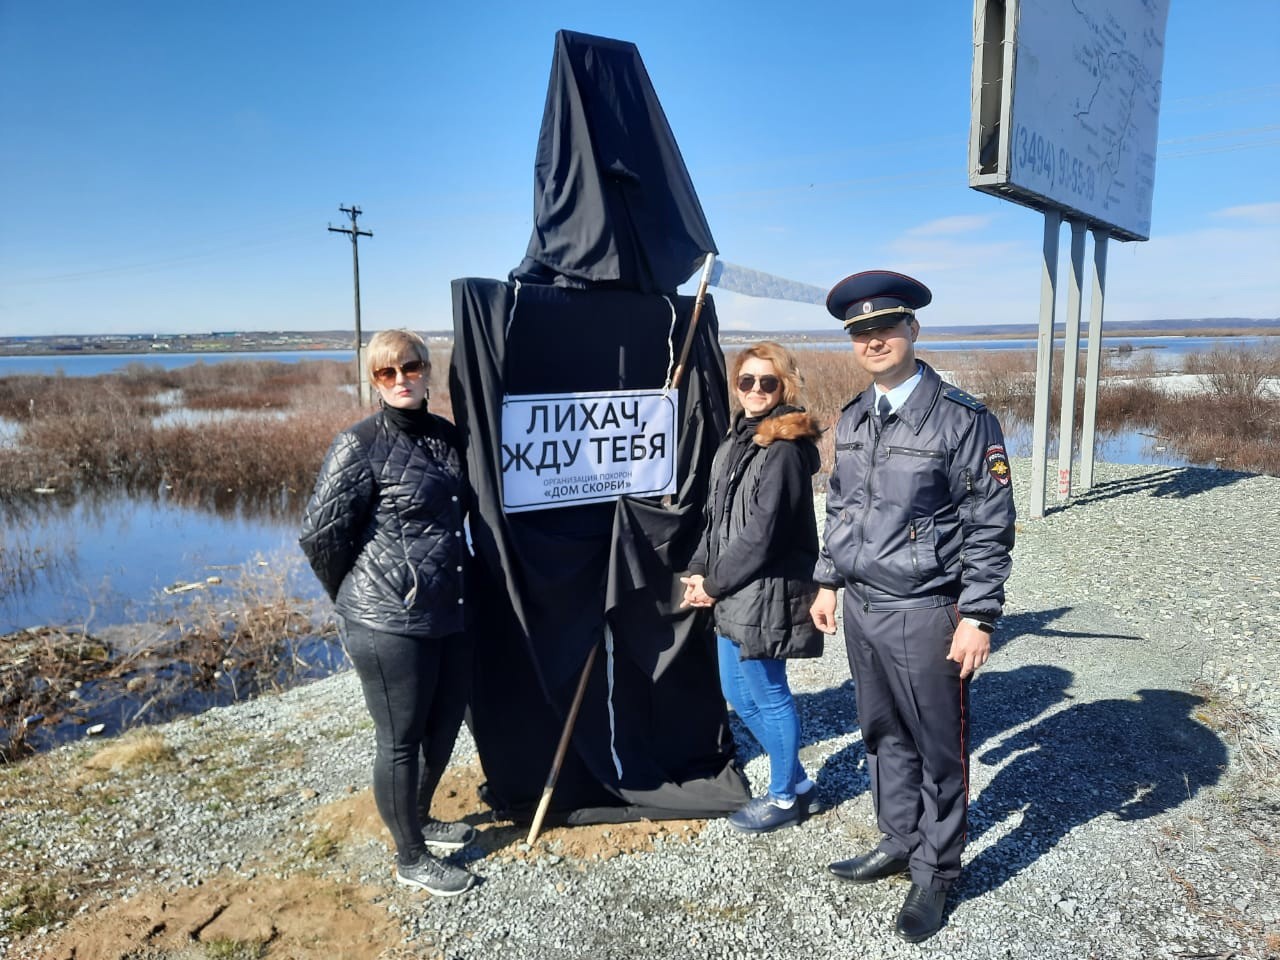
[679,574,715,608]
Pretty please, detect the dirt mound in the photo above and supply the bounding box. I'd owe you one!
[32,761,707,959]
[37,875,397,960]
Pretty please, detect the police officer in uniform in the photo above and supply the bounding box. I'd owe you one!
[809,270,1016,943]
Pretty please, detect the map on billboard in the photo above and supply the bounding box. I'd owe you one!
[969,0,1171,241]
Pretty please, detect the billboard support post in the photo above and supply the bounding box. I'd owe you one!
[1029,209,1061,520]
[1080,230,1110,489]
[1057,220,1088,500]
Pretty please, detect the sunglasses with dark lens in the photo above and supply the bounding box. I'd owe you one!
[736,374,780,394]
[371,359,427,386]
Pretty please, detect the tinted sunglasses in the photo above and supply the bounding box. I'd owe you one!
[736,374,780,394]
[371,359,427,386]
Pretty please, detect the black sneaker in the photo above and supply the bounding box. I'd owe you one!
[795,783,824,817]
[727,795,803,834]
[396,853,476,897]
[420,818,477,852]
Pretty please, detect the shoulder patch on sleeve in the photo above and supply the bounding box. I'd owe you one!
[943,387,986,412]
[986,443,1012,486]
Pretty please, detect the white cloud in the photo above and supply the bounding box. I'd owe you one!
[650,203,1279,334]
[1211,202,1280,224]
[708,289,828,332]
[904,215,996,237]
[1106,221,1280,320]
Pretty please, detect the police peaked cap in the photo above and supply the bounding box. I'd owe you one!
[826,270,933,334]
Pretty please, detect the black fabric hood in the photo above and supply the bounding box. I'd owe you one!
[447,30,746,826]
[511,30,717,294]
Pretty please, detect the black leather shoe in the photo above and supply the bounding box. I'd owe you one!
[827,849,910,884]
[895,883,948,943]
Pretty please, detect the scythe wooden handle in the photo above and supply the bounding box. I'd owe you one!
[528,254,717,843]
[526,642,600,845]
[670,253,717,391]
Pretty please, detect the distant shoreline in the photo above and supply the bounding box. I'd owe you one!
[2,323,1277,357]
[723,326,1280,345]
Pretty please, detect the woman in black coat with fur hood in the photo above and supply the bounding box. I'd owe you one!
[682,340,824,834]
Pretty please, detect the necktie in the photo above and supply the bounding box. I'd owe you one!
[877,394,892,427]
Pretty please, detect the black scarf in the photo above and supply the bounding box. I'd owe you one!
[726,412,764,480]
[382,402,435,439]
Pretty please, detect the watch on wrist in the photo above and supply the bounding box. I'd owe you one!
[961,616,995,634]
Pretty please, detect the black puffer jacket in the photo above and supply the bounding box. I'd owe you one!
[299,409,468,638]
[688,404,824,660]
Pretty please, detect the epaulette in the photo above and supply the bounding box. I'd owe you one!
[943,387,986,412]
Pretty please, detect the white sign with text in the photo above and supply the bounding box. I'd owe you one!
[500,389,678,513]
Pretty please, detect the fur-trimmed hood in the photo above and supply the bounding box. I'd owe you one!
[753,405,823,447]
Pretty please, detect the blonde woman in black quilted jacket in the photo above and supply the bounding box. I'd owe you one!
[300,329,477,897]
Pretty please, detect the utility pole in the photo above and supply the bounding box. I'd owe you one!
[328,205,373,404]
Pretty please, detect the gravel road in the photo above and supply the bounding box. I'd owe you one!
[2,459,1277,959]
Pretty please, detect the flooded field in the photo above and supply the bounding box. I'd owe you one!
[0,492,341,757]
[2,342,1276,760]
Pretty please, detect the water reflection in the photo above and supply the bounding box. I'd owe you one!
[1,491,343,759]
[999,415,1197,469]
[149,406,292,429]
[0,491,319,633]
[0,416,19,448]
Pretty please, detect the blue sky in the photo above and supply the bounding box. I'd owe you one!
[1,0,1277,336]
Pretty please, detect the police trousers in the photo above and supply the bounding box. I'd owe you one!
[842,593,969,891]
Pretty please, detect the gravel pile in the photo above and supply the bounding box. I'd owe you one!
[3,459,1277,959]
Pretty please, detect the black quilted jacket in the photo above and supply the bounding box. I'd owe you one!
[299,410,469,638]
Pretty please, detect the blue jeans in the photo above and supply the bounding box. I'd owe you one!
[717,634,804,802]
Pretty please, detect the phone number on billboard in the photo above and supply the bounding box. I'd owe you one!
[1015,124,1097,202]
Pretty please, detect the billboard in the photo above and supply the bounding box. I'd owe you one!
[968,0,1171,241]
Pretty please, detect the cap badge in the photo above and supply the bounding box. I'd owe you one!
[862,301,873,314]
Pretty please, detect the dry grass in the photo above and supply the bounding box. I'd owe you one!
[0,880,61,937]
[6,344,1271,514]
[793,349,871,476]
[775,343,1280,477]
[77,731,175,778]
[0,353,454,517]
[1,551,336,764]
[1193,683,1280,799]
[171,554,333,695]
[1,625,114,762]
[908,345,1279,475]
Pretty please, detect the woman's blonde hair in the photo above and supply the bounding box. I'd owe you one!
[729,340,805,410]
[366,329,431,380]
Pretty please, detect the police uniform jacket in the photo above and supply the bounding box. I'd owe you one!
[299,408,469,638]
[814,362,1015,620]
[689,404,825,660]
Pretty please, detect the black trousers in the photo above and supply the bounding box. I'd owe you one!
[340,618,472,865]
[842,595,969,891]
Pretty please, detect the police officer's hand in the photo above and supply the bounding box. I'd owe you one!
[948,620,991,678]
[810,587,839,635]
